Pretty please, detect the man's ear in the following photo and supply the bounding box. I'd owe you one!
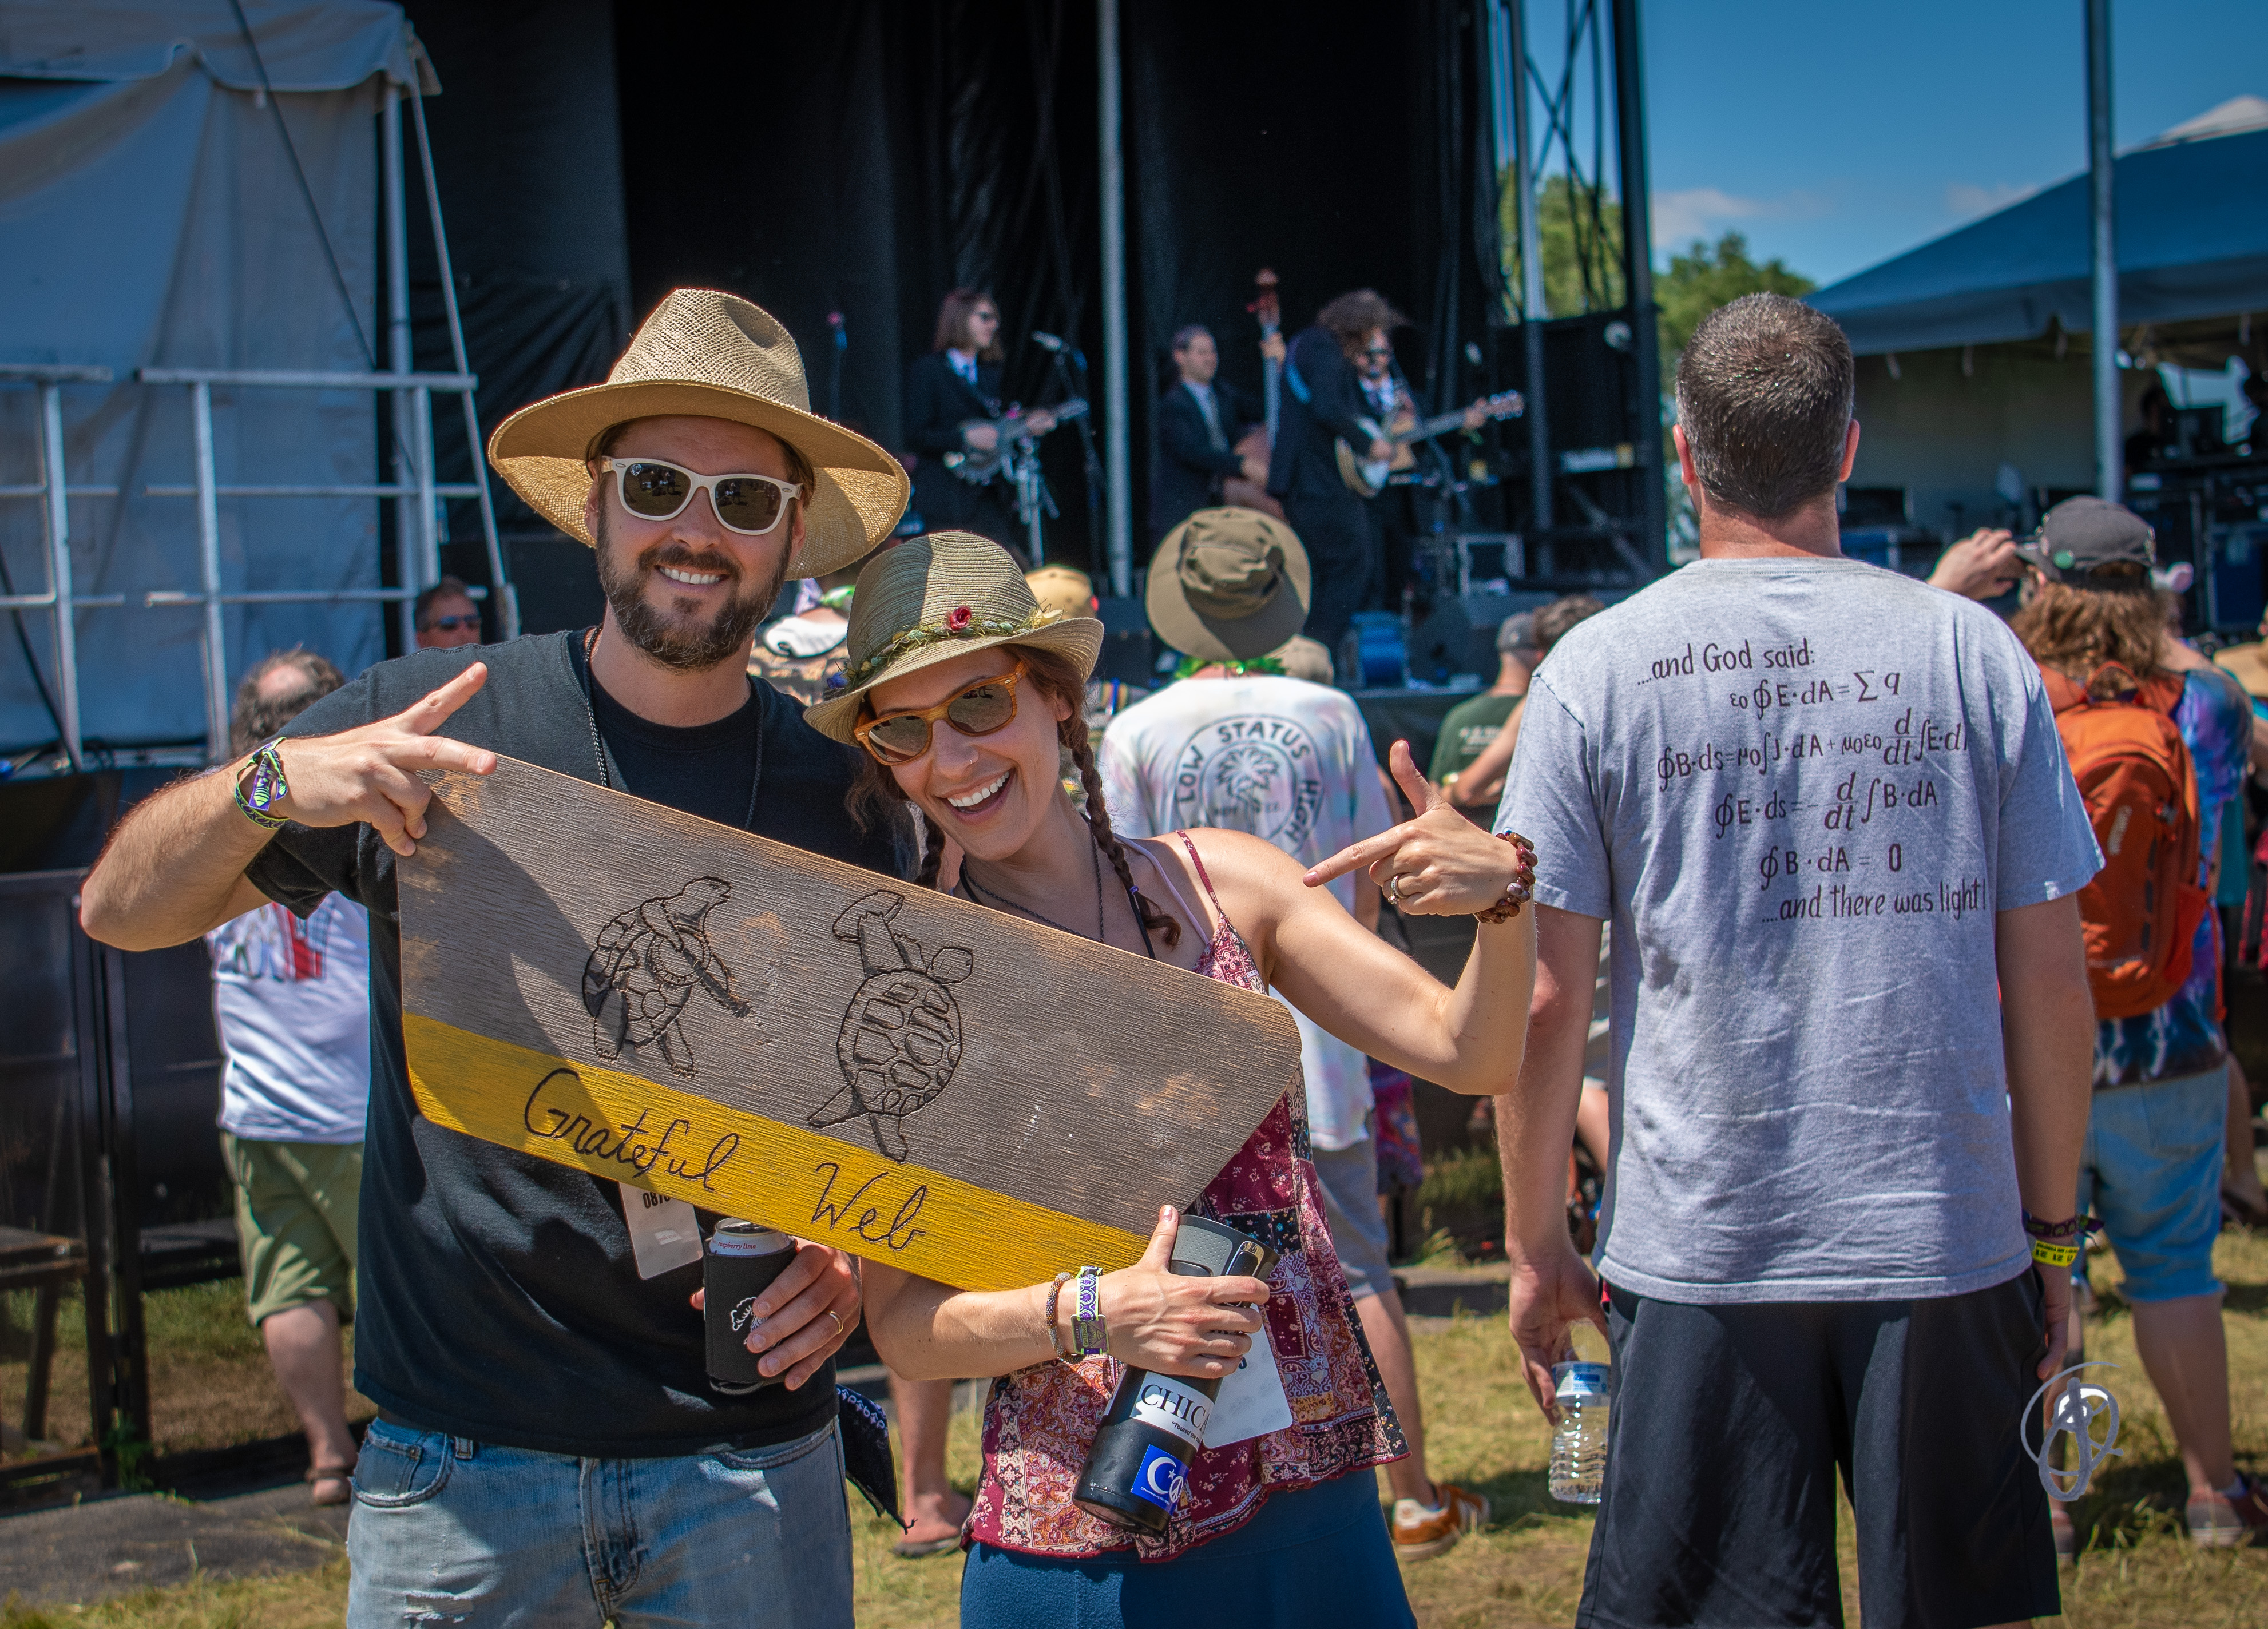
[582,464,606,541]
[1671,423,1699,488]
[1837,419,1862,483]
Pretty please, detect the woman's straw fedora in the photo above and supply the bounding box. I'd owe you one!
[487,289,908,577]
[804,533,1103,742]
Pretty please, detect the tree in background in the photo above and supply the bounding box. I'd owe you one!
[1656,232,1815,357]
[1499,174,1814,360]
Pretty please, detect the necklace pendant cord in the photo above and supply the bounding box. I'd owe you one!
[577,626,765,831]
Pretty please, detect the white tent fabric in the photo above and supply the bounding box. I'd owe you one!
[0,1,426,758]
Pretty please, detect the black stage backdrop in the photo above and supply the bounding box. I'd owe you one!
[395,0,634,635]
[395,0,1506,621]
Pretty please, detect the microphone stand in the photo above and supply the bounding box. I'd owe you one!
[1049,344,1107,579]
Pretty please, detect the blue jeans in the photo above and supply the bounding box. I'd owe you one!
[346,1416,853,1628]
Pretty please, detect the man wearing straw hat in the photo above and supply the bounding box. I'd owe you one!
[80,291,910,1626]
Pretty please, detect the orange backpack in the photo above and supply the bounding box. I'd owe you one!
[2041,662,2207,1019]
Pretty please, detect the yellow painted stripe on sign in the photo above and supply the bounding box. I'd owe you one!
[402,1012,1148,1292]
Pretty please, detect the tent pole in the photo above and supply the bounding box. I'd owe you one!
[1612,0,1664,573]
[1097,0,1131,598]
[1506,0,1551,540]
[2086,0,2119,503]
[406,76,518,638]
[383,86,418,650]
[38,383,83,770]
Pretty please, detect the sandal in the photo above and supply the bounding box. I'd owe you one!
[307,1464,355,1507]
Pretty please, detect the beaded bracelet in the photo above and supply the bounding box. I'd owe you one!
[233,737,291,831]
[2021,1211,2096,1242]
[1473,831,1539,924]
[1042,1272,1072,1362]
[1071,1265,1106,1358]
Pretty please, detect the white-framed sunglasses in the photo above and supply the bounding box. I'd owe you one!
[598,456,804,537]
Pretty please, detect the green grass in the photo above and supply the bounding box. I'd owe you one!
[11,1228,2267,1626]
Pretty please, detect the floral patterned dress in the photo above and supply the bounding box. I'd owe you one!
[963,835,1405,1564]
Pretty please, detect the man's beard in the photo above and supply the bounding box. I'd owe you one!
[593,509,786,672]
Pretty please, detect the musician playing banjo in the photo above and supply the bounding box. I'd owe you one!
[903,288,1059,564]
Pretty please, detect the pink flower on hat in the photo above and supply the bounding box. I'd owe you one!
[947,605,973,631]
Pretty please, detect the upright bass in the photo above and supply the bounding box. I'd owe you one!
[1220,268,1286,521]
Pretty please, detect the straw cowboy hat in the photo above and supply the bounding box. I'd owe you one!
[804,532,1103,742]
[487,289,908,577]
[1145,506,1311,663]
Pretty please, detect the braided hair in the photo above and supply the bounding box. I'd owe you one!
[841,644,1181,948]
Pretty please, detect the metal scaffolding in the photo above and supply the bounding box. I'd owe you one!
[1,78,514,777]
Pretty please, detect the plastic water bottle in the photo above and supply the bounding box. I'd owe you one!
[1548,1359,1610,1503]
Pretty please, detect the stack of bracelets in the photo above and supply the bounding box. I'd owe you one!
[2022,1210,2096,1269]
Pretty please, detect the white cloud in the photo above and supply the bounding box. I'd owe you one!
[1943,180,2036,220]
[1651,186,1826,249]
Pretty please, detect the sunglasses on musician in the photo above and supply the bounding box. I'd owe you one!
[421,614,479,632]
[855,662,1028,765]
[599,456,804,536]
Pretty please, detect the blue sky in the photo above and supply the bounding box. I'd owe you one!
[1591,0,2268,287]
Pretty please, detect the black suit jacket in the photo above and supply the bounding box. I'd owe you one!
[903,351,1006,530]
[1151,378,1263,540]
[1266,326,1373,504]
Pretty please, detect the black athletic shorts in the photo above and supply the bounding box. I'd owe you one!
[1576,1270,2060,1629]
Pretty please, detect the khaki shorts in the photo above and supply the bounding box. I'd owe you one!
[221,1131,360,1326]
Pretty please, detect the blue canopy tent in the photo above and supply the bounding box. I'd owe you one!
[1811,111,2268,357]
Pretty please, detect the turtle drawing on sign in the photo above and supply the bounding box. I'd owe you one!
[810,889,973,1162]
[582,876,751,1079]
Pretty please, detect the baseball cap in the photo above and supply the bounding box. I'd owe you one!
[1497,610,1539,654]
[2016,496,2155,584]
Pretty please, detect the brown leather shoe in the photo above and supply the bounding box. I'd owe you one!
[1391,1481,1489,1560]
[2186,1475,2268,1547]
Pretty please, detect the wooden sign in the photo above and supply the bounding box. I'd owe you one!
[397,756,1301,1292]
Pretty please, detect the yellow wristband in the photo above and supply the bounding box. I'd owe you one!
[2031,1239,2079,1268]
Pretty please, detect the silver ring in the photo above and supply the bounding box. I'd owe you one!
[1387,873,1410,903]
[826,1310,844,1336]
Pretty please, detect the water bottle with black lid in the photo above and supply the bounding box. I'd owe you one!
[1548,1324,1611,1504]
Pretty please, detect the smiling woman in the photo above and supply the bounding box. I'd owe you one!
[799,531,1540,1624]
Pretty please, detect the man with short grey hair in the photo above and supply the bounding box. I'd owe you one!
[1495,293,2100,1625]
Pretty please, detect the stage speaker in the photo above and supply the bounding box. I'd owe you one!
[1093,598,1155,686]
[1406,590,1556,684]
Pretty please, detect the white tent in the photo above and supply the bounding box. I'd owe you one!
[1,1,448,765]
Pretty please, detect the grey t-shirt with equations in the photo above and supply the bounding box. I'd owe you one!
[1497,556,2101,1304]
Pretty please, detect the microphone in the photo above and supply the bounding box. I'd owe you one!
[1031,331,1067,353]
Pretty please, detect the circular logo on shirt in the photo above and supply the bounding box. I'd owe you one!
[1169,716,1324,849]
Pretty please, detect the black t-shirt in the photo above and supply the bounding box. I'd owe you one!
[245,631,905,1456]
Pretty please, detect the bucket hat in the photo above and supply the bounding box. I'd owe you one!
[487,289,908,577]
[804,533,1103,742]
[2015,495,2155,584]
[1145,507,1311,663]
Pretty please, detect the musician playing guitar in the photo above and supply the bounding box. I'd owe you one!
[903,289,1059,562]
[1265,290,1491,651]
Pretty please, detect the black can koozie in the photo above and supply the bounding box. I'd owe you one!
[1072,1215,1278,1534]
[704,1219,797,1393]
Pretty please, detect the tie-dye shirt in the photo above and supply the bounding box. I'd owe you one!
[2094,665,2253,1086]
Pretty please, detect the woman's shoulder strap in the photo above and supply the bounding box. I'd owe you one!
[1172,830,1225,910]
